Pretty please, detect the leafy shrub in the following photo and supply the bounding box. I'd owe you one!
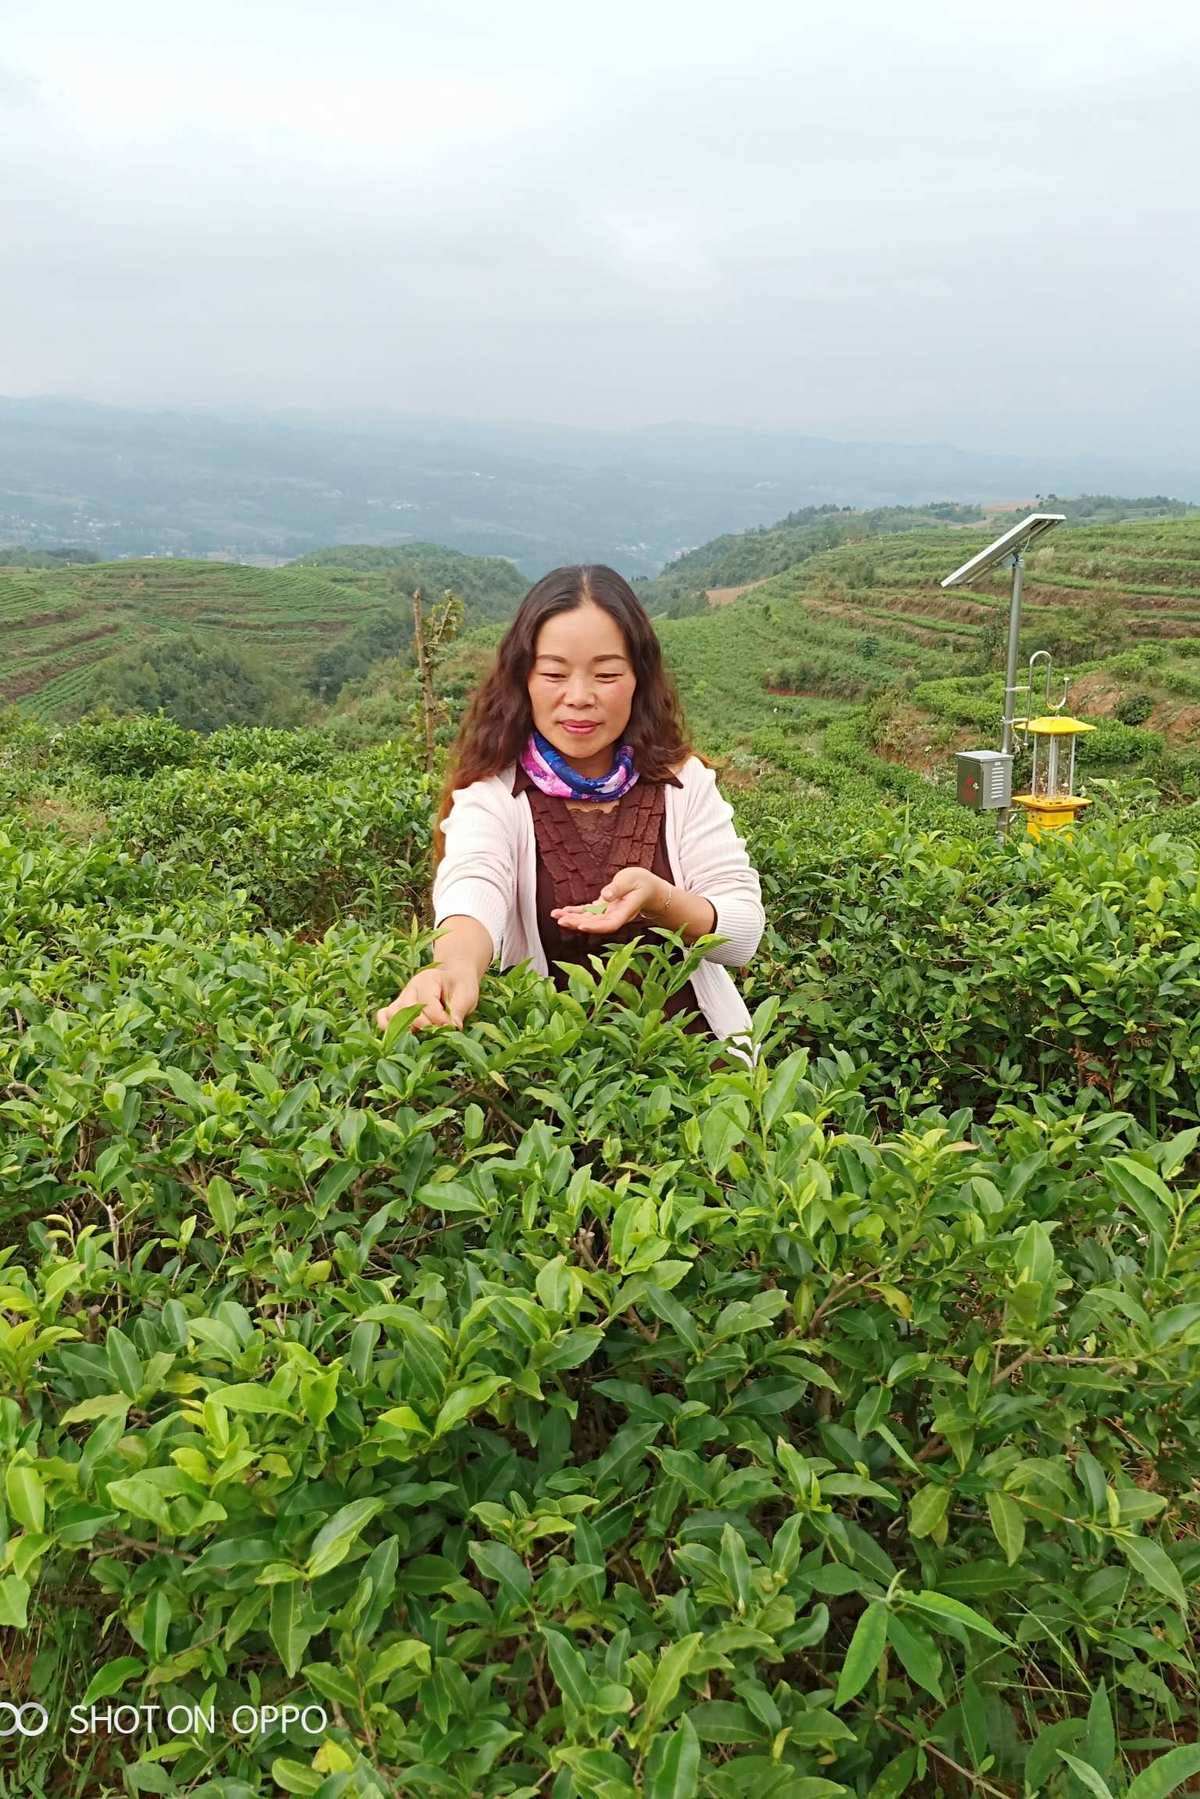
[306,607,414,703]
[765,662,882,701]
[55,713,199,776]
[911,677,1003,732]
[0,820,178,944]
[77,633,304,732]
[662,589,710,621]
[1115,693,1155,727]
[106,753,433,932]
[2,913,1200,1799]
[1085,721,1165,766]
[1108,647,1167,679]
[204,725,341,774]
[742,800,1200,1132]
[844,557,877,590]
[1,927,1199,1796]
[1,723,1199,1797]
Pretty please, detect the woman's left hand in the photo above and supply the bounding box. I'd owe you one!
[551,867,669,934]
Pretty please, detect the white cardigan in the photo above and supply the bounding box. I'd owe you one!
[431,755,765,1062]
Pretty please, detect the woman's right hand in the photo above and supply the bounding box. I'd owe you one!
[376,963,480,1034]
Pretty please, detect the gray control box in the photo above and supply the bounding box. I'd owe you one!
[956,750,1013,810]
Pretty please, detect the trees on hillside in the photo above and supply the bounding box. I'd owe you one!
[307,607,415,703]
[76,634,303,733]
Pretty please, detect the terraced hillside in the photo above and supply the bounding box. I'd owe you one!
[331,514,1200,776]
[0,548,528,721]
[287,541,528,619]
[771,514,1200,660]
[753,515,1200,754]
[0,561,379,719]
[639,517,1195,747]
[633,496,1196,617]
[633,501,987,615]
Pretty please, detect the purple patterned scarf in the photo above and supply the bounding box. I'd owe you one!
[519,729,639,800]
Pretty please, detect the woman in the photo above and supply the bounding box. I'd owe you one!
[375,564,765,1065]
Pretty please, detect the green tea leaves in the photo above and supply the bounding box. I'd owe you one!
[834,1603,887,1707]
[635,1634,704,1747]
[5,715,1200,1792]
[5,1461,45,1534]
[269,1582,313,1679]
[1126,1746,1200,1799]
[644,1714,701,1798]
[1119,1535,1188,1612]
[304,1498,385,1580]
[885,1612,943,1703]
[700,1101,746,1175]
[901,1590,1013,1645]
[907,1483,949,1541]
[985,1490,1026,1566]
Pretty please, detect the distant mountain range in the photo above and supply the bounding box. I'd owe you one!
[3,395,1200,578]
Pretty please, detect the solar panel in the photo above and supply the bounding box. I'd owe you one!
[941,513,1066,589]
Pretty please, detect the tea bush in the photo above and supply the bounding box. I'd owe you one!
[203,727,342,775]
[743,805,1200,1131]
[1114,697,1155,729]
[1,720,1198,1799]
[54,714,202,777]
[85,750,435,934]
[1084,724,1165,769]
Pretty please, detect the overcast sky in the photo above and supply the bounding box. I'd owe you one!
[3,0,1198,460]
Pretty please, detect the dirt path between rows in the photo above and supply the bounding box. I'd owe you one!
[706,578,773,606]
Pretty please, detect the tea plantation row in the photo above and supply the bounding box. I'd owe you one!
[1,716,1198,1799]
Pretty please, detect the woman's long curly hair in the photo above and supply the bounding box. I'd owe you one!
[431,564,706,871]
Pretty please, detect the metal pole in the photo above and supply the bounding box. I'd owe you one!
[997,550,1024,841]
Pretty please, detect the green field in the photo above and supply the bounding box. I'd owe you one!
[288,543,529,612]
[633,519,1200,802]
[767,515,1200,683]
[634,498,1198,617]
[5,513,1200,772]
[0,561,393,720]
[0,548,527,722]
[1,708,1198,1798]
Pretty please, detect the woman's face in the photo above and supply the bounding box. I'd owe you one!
[527,601,637,776]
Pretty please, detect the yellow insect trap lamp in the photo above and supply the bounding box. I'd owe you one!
[941,511,1067,840]
[1011,652,1095,838]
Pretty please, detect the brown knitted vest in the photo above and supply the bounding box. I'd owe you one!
[511,764,710,1039]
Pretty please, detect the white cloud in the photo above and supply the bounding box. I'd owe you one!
[0,0,1197,455]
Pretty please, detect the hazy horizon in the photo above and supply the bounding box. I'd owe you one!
[4,0,1198,466]
[6,390,1187,466]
